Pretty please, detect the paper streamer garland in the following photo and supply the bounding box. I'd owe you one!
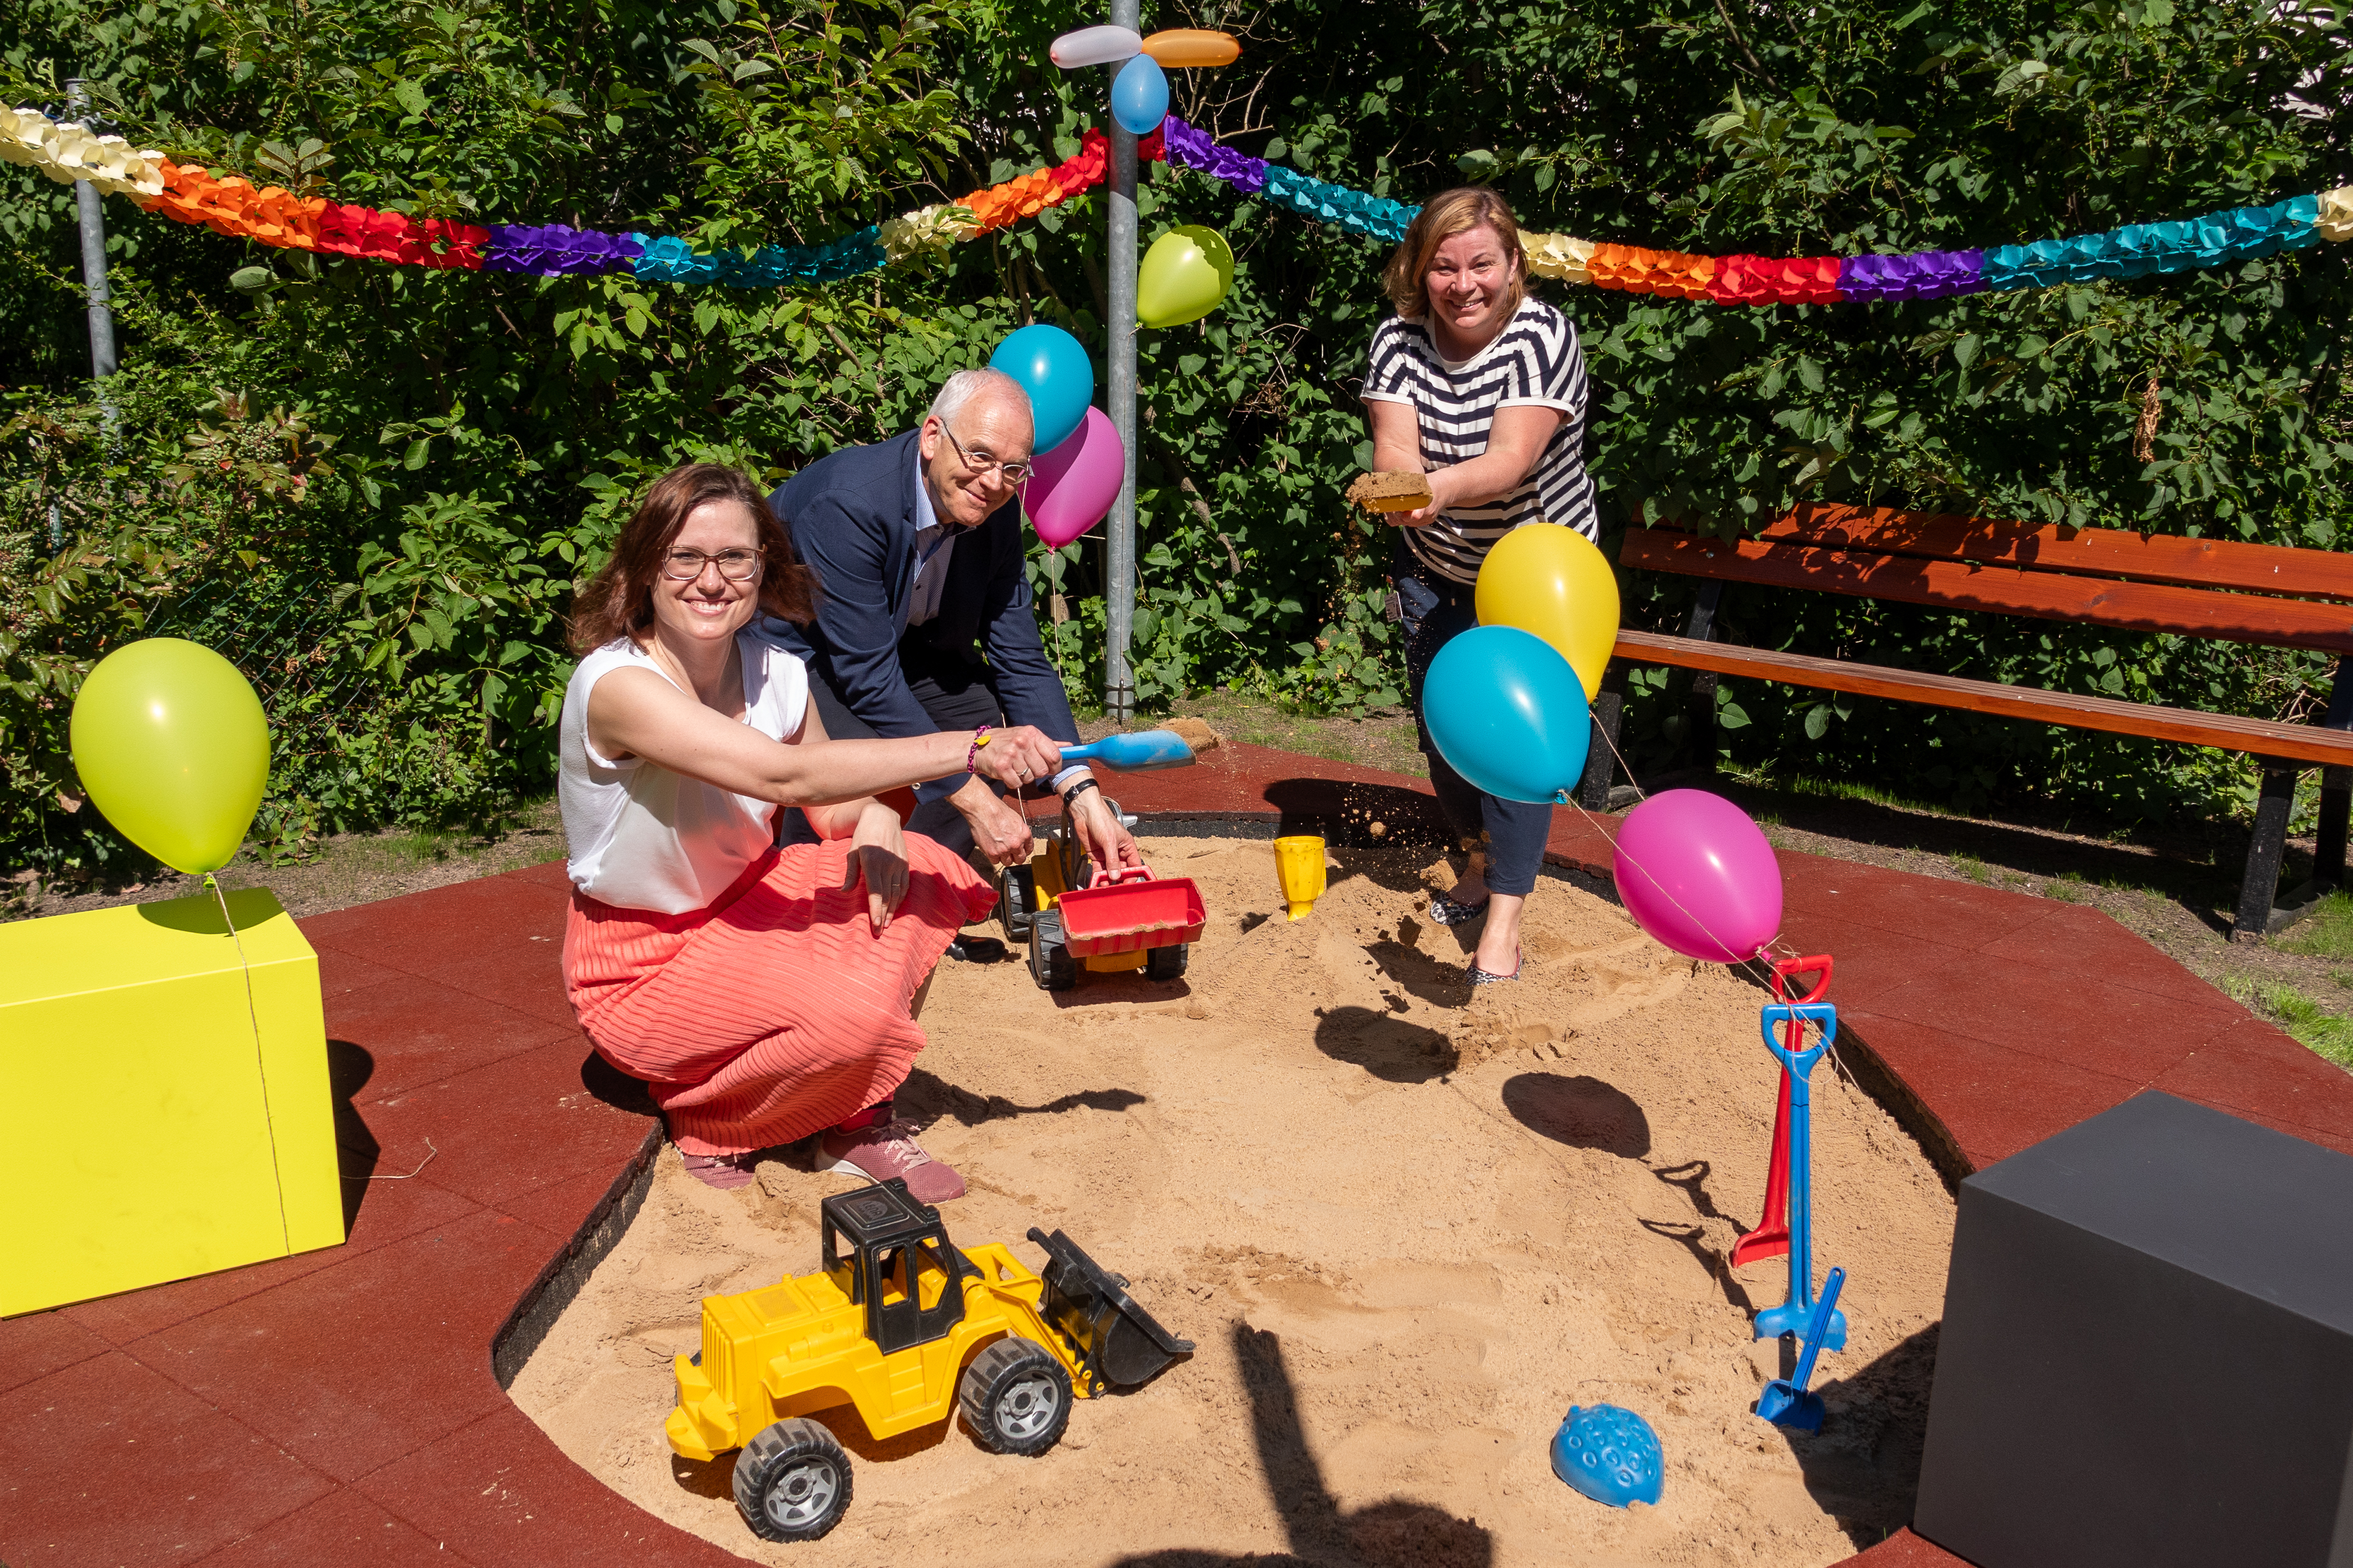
[11,98,2351,307]
[1,105,163,198]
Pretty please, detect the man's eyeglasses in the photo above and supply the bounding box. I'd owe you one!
[659,547,765,581]
[941,424,1034,485]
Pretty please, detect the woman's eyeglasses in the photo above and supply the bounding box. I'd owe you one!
[660,547,765,581]
[941,424,1034,485]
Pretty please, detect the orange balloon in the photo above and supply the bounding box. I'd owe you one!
[1141,28,1239,66]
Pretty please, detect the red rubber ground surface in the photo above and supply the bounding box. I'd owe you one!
[8,744,2348,1566]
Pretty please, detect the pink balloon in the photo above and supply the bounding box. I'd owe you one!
[1612,789,1783,963]
[1022,406,1124,547]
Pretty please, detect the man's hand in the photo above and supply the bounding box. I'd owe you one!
[950,774,1036,869]
[1067,786,1142,876]
[841,800,910,933]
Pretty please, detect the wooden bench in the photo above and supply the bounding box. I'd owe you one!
[1583,505,2353,940]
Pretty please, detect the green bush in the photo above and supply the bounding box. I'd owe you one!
[4,0,2347,880]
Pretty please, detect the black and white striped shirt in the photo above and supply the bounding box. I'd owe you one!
[1363,300,1597,584]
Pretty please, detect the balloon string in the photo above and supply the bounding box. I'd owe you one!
[207,874,293,1253]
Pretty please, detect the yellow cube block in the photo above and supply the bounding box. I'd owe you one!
[0,887,345,1316]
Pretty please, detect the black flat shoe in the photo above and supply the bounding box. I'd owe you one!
[1428,891,1491,928]
[1468,946,1524,985]
[946,934,1008,963]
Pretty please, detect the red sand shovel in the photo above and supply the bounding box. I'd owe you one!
[1730,955,1833,1270]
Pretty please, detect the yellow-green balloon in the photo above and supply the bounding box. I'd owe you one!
[1138,224,1234,329]
[70,638,269,875]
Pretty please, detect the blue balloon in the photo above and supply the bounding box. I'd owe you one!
[1423,625,1591,804]
[987,325,1094,455]
[1111,54,1169,136]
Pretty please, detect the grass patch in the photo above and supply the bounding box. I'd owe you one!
[2275,890,2353,964]
[1740,768,1950,818]
[2223,975,2353,1068]
[2043,870,2087,903]
[1952,851,1990,884]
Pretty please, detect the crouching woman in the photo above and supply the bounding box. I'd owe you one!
[558,464,1063,1194]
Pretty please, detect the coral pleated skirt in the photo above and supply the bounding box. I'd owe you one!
[563,837,997,1156]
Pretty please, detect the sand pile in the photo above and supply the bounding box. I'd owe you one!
[511,836,1955,1567]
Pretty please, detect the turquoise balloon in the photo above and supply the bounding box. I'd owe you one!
[1111,54,1169,136]
[1424,626,1591,804]
[988,325,1094,455]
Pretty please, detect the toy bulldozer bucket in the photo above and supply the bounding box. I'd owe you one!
[1027,1227,1194,1395]
[1053,866,1206,959]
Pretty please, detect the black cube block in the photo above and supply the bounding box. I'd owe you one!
[1916,1090,2353,1567]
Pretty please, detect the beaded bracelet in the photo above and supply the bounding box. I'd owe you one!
[965,725,992,774]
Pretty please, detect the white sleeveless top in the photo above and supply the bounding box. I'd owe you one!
[558,630,810,915]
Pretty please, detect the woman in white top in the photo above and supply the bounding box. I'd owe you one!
[558,464,1065,1193]
[1362,187,1598,987]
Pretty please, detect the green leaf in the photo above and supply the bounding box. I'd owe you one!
[391,78,430,118]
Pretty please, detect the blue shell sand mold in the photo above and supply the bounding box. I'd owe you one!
[1550,1403,1665,1508]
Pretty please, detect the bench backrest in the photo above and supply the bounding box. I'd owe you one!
[1621,506,2353,654]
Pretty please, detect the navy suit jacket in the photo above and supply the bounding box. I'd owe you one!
[767,430,1080,802]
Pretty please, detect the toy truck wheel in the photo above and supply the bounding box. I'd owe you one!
[959,1338,1073,1457]
[1001,863,1037,942]
[1144,943,1188,982]
[1029,916,1078,992]
[732,1418,853,1543]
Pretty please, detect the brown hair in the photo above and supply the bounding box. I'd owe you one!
[567,463,819,653]
[1381,186,1528,321]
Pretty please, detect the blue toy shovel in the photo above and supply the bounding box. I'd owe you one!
[1751,1001,1847,1351]
[1055,731,1197,772]
[1756,1266,1847,1432]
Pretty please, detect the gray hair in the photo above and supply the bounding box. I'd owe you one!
[928,367,1033,436]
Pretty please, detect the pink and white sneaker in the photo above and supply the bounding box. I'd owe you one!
[815,1104,966,1204]
[679,1149,760,1191]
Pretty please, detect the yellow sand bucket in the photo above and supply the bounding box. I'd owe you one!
[1273,835,1327,921]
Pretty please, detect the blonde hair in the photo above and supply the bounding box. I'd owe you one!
[1381,187,1528,321]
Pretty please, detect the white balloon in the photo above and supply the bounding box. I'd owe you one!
[1049,24,1142,68]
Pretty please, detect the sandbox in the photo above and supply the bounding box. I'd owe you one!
[510,835,1955,1567]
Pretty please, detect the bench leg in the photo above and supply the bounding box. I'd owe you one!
[2316,657,2353,893]
[1580,687,1625,811]
[1682,581,1725,775]
[2233,764,2300,942]
[2319,766,2351,891]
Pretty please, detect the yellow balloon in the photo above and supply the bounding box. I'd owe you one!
[1137,224,1233,329]
[70,638,269,874]
[1474,523,1621,698]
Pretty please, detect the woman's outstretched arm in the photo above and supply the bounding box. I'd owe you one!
[1367,400,1562,528]
[586,666,1062,807]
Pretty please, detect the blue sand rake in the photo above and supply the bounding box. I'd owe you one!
[1756,1265,1847,1432]
[1750,1000,1847,1351]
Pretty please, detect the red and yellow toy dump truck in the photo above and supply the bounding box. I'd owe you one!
[1003,794,1206,990]
[665,1178,1192,1543]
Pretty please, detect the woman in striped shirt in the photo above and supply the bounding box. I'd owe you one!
[1363,187,1598,985]
[557,464,1066,1193]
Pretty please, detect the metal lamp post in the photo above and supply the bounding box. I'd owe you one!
[1102,2,1141,724]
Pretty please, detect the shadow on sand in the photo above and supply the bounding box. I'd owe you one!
[1113,1322,1492,1568]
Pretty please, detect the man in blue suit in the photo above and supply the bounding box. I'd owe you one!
[769,368,1138,957]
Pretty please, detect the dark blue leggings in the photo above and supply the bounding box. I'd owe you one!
[1396,550,1554,899]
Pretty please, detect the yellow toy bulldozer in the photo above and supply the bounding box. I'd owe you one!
[665,1177,1192,1543]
